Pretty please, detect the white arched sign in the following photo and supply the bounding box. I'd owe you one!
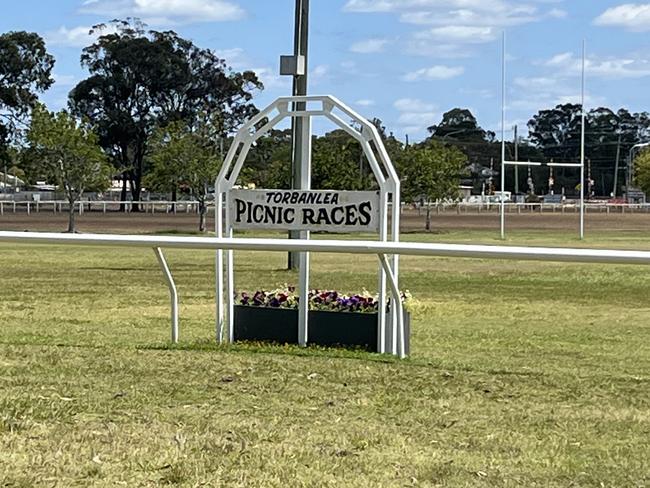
[214,95,403,355]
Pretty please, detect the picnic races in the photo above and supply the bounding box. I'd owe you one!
[229,189,380,232]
